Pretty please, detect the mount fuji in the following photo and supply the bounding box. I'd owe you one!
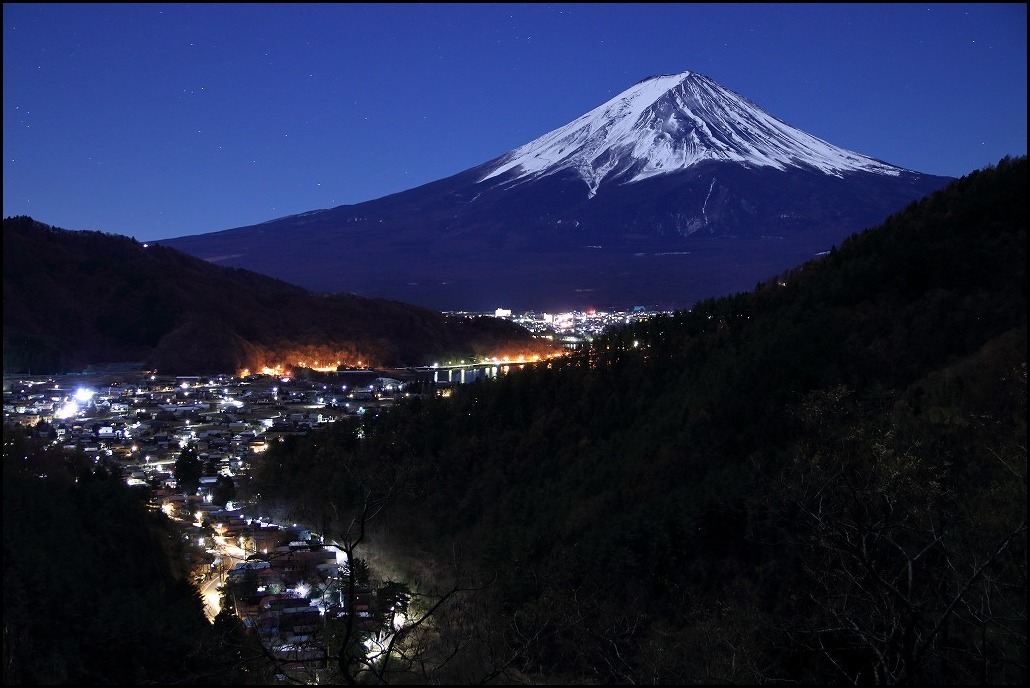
[158,70,954,312]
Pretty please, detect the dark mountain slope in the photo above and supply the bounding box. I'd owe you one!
[247,157,1026,684]
[2,217,556,375]
[2,430,267,684]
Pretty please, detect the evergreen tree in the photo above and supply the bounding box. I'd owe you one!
[173,441,202,495]
[212,474,237,507]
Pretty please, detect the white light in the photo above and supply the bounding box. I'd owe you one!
[55,400,79,419]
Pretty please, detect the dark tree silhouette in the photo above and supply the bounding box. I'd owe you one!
[174,441,203,496]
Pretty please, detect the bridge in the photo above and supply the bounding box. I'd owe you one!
[407,360,539,385]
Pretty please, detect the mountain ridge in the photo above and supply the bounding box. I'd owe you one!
[157,70,955,312]
[2,216,557,375]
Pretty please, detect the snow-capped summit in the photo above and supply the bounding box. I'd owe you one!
[160,70,954,313]
[481,70,904,197]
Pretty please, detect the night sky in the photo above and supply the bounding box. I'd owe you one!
[4,3,1026,243]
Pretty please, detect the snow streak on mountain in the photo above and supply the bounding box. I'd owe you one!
[480,70,906,197]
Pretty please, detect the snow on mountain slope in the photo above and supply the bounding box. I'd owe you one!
[157,68,955,313]
[480,70,906,197]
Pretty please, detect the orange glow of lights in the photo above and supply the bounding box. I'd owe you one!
[234,344,563,380]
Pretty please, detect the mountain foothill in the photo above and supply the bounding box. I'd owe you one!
[2,216,559,376]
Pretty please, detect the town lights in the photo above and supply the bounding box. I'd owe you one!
[54,400,79,419]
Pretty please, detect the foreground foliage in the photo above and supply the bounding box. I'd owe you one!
[1,429,274,684]
[248,158,1027,684]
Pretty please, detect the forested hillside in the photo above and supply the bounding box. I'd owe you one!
[2,430,274,684]
[2,217,553,375]
[247,157,1027,684]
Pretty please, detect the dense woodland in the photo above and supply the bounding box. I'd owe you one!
[3,157,1025,684]
[246,157,1027,683]
[1,217,555,375]
[2,431,270,683]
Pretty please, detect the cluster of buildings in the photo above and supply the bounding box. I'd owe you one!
[478,307,670,349]
[2,368,423,508]
[2,310,660,529]
[2,310,658,680]
[2,310,661,535]
[4,366,414,677]
[3,309,662,475]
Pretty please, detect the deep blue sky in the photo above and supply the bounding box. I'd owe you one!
[4,3,1026,243]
